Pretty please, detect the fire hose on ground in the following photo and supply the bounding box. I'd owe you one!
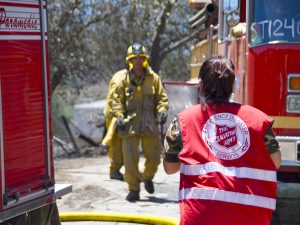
[59,212,179,225]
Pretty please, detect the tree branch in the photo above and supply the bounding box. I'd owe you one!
[160,28,209,59]
[150,0,174,72]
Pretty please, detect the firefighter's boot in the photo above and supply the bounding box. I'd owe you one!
[110,171,124,181]
[144,180,154,194]
[126,190,140,202]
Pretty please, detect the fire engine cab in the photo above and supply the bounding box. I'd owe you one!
[0,0,71,224]
[162,1,300,223]
[167,0,300,181]
[219,0,300,181]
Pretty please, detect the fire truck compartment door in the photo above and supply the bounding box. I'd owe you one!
[0,0,53,210]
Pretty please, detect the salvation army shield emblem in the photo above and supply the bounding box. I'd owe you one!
[215,124,238,148]
[202,113,250,160]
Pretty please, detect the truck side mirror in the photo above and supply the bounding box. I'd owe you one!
[223,0,240,27]
[226,11,240,27]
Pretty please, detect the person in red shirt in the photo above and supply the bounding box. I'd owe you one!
[163,55,281,225]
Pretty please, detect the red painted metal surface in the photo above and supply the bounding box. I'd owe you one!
[247,44,300,135]
[1,40,47,186]
[0,0,54,214]
[239,0,246,22]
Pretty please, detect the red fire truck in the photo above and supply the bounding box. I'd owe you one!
[218,0,300,180]
[174,0,300,181]
[0,0,71,224]
[163,2,300,222]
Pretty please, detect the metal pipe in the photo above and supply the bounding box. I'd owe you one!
[276,136,300,142]
[218,0,224,41]
[39,0,51,180]
[189,3,216,25]
[190,15,207,29]
[224,21,229,57]
[0,80,4,201]
[208,24,218,56]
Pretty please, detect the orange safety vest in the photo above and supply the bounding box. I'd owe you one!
[177,103,277,225]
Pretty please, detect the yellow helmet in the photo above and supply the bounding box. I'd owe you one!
[126,43,149,70]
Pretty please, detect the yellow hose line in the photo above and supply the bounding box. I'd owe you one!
[60,212,179,225]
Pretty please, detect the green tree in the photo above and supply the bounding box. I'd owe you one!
[48,0,200,94]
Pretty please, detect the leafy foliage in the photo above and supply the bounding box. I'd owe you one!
[48,0,199,96]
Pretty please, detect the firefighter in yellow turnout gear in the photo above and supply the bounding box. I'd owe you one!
[101,72,124,181]
[112,43,169,202]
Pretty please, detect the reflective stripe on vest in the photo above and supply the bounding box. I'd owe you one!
[179,187,276,210]
[180,161,277,210]
[180,162,277,182]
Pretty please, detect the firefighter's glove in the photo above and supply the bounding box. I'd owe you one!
[157,111,168,124]
[116,117,126,130]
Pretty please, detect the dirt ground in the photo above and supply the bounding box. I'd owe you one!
[54,154,180,224]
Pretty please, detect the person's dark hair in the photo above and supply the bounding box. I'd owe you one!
[199,55,235,103]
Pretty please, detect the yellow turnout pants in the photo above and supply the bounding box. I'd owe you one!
[122,135,161,191]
